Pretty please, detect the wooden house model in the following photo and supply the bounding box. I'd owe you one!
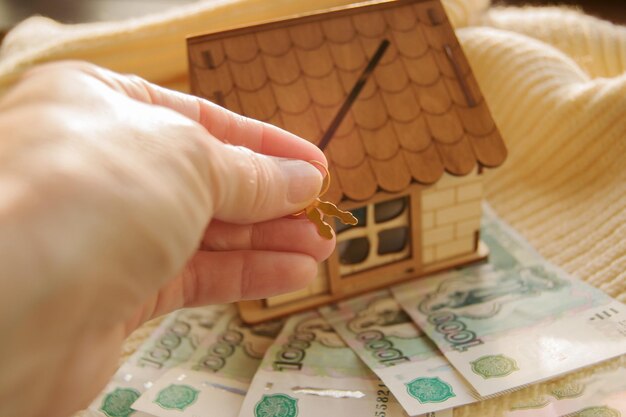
[187,0,507,322]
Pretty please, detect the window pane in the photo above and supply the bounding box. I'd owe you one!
[374,197,407,223]
[378,226,409,254]
[335,206,367,233]
[338,237,370,265]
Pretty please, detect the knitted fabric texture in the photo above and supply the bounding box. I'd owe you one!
[0,0,624,415]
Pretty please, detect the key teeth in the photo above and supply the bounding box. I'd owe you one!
[343,213,358,225]
[305,206,334,240]
[319,224,334,240]
[302,199,357,239]
[329,209,358,226]
[316,200,359,227]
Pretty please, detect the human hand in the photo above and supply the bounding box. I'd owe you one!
[0,61,335,417]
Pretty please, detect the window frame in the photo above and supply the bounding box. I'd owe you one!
[336,196,412,275]
[326,185,423,295]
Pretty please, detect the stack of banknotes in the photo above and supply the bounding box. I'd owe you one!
[87,206,626,417]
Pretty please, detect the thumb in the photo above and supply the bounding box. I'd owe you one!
[209,142,324,223]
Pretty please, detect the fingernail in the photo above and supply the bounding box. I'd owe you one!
[280,159,323,204]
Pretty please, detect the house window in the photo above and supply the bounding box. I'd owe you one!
[336,196,411,276]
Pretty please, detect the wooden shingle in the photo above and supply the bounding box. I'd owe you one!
[353,11,386,37]
[262,50,300,85]
[229,55,266,91]
[326,129,365,169]
[361,122,398,160]
[256,29,291,56]
[314,105,354,137]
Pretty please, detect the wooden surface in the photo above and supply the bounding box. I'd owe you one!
[188,0,506,205]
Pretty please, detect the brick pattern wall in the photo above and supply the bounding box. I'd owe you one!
[421,170,483,265]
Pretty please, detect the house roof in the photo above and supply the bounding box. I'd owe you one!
[188,0,507,203]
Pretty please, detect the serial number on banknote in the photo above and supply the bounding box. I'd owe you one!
[374,383,391,417]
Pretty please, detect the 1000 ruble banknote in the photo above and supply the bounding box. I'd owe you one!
[88,305,228,417]
[132,307,284,417]
[392,206,626,398]
[320,290,475,416]
[506,357,626,417]
[238,310,420,417]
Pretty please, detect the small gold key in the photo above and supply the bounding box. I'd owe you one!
[295,161,358,239]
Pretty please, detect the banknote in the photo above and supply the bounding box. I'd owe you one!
[506,359,626,417]
[392,205,626,397]
[89,305,228,417]
[238,310,437,417]
[132,307,284,417]
[320,290,478,415]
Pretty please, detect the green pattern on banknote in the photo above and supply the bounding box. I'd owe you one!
[471,354,518,379]
[509,396,550,410]
[405,377,455,403]
[419,265,567,319]
[254,394,298,417]
[551,381,584,399]
[154,384,199,411]
[574,406,621,417]
[100,387,140,417]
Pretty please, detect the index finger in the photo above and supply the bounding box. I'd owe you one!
[98,66,327,165]
[197,99,327,165]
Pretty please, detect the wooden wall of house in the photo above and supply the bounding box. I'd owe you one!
[265,263,330,307]
[421,169,483,264]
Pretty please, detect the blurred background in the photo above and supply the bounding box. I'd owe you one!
[0,0,624,43]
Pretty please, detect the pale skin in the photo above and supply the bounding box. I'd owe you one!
[0,61,336,417]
